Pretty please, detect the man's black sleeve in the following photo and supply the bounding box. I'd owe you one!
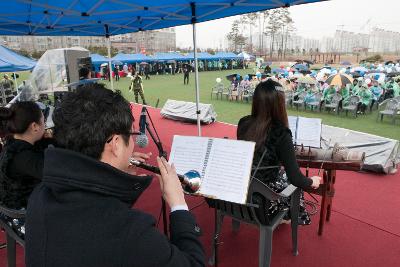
[123,210,205,267]
[276,131,313,190]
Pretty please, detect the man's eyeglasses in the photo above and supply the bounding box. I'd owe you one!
[106,131,141,143]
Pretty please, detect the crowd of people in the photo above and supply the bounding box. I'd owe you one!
[98,59,248,81]
[217,64,400,115]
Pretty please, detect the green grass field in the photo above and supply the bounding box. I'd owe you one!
[13,69,400,140]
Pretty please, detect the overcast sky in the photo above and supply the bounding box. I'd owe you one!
[175,0,400,49]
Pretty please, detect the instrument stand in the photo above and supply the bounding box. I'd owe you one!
[144,108,168,236]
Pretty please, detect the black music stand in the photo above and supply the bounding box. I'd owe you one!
[143,108,168,235]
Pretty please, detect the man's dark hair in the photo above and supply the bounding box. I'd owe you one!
[53,83,133,159]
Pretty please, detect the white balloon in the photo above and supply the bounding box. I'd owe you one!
[387,68,392,74]
[378,77,385,84]
[286,67,291,71]
[216,77,222,83]
[365,78,371,84]
[288,71,294,77]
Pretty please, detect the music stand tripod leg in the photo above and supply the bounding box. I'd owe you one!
[318,170,329,236]
[326,169,336,222]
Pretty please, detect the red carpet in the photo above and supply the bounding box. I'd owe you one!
[1,103,399,267]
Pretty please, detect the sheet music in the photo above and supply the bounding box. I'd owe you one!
[199,138,255,204]
[169,135,255,204]
[169,136,210,175]
[296,117,322,148]
[288,116,298,141]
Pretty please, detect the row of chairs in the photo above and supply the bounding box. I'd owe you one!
[289,91,360,116]
[211,84,254,103]
[288,91,400,122]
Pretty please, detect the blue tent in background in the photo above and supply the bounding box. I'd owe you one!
[90,54,108,64]
[153,52,187,61]
[181,52,216,61]
[0,45,36,72]
[111,53,151,63]
[90,53,108,71]
[237,52,255,60]
[214,52,239,60]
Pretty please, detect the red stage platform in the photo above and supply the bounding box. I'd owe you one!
[1,104,399,267]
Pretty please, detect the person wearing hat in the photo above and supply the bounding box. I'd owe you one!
[358,84,372,114]
[370,80,383,111]
[352,79,363,96]
[322,84,336,104]
[230,75,240,101]
[338,85,350,107]
[304,84,318,110]
[393,80,400,97]
[293,82,306,101]
[129,71,147,105]
[1,74,16,103]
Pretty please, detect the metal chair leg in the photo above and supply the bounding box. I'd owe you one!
[259,226,273,267]
[290,190,300,256]
[6,233,16,267]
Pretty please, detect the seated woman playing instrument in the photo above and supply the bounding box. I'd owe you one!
[237,79,321,225]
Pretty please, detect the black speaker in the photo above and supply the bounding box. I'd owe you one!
[77,57,93,79]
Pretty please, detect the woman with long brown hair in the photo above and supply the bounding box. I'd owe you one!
[237,79,321,225]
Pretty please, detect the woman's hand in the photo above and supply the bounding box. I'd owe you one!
[310,176,322,189]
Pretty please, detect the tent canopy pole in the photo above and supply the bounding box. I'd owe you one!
[191,3,201,137]
[105,24,114,91]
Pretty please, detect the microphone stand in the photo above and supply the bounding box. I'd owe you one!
[143,108,168,236]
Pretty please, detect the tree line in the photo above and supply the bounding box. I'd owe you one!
[226,8,297,59]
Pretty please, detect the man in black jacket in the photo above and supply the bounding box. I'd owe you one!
[25,83,205,267]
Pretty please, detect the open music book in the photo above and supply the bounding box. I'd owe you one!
[288,116,322,148]
[169,136,256,204]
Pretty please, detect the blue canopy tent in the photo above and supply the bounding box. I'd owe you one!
[0,44,36,91]
[181,52,216,61]
[0,45,36,72]
[0,0,326,135]
[112,53,151,64]
[214,52,239,60]
[237,52,255,60]
[90,53,108,71]
[153,52,186,62]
